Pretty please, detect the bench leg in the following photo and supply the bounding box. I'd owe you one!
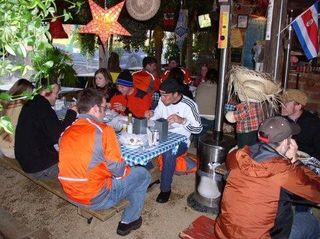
[77,208,94,224]
[148,179,160,189]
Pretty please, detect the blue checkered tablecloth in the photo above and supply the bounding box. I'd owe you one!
[121,132,187,166]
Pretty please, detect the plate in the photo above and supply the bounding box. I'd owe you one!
[123,144,141,149]
[118,132,147,148]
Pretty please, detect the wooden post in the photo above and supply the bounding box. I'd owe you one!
[263,0,288,82]
[99,43,108,69]
[186,32,193,71]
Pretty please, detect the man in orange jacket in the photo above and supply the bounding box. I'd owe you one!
[214,116,320,239]
[58,88,151,236]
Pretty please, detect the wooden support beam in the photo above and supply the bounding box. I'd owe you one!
[263,0,288,82]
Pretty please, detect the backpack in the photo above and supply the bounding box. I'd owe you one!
[157,153,198,175]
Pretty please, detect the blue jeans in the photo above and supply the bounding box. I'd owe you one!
[90,166,151,223]
[199,117,215,136]
[160,142,188,192]
[27,163,58,180]
[289,211,320,239]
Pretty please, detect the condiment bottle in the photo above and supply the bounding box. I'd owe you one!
[127,113,133,134]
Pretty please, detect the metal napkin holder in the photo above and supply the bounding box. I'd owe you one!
[133,118,147,134]
[155,118,168,142]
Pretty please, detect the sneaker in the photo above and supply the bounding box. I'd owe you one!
[116,217,142,236]
[156,190,171,203]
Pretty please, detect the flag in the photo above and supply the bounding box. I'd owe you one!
[175,9,188,50]
[292,1,319,60]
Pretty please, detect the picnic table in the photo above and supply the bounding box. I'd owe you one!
[121,132,187,166]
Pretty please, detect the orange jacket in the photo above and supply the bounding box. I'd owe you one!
[160,68,192,85]
[215,145,320,239]
[109,88,152,118]
[58,116,130,205]
[132,70,160,93]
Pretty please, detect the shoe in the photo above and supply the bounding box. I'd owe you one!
[156,190,171,203]
[116,217,142,236]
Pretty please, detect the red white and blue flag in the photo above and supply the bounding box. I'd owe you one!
[292,1,319,60]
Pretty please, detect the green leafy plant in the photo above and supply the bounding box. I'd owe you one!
[77,33,97,57]
[32,47,77,86]
[0,0,81,133]
[0,89,36,134]
[164,35,180,63]
[0,0,80,77]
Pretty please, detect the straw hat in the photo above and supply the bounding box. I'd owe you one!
[228,66,282,108]
[126,0,160,21]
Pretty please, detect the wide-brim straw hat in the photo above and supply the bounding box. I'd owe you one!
[126,0,160,21]
[228,66,282,107]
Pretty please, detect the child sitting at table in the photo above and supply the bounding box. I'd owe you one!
[109,70,152,118]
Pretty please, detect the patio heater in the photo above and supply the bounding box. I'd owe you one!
[188,0,236,214]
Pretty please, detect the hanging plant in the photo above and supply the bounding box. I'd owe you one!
[0,0,81,134]
[164,34,180,62]
[77,33,97,57]
[32,47,77,86]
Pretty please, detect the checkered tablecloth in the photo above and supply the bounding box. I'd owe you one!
[121,132,187,166]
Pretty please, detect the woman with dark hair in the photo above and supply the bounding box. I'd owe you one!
[0,79,34,158]
[195,68,218,137]
[193,63,209,87]
[167,67,193,100]
[93,68,118,102]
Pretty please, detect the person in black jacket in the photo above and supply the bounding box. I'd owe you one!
[281,89,320,160]
[15,78,77,180]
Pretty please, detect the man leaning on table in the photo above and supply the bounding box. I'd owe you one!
[58,88,151,236]
[214,116,320,239]
[15,78,77,180]
[145,78,202,203]
[281,89,320,160]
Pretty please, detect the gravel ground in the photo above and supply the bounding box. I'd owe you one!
[0,150,213,239]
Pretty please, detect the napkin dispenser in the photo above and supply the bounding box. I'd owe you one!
[155,118,168,142]
[133,118,147,134]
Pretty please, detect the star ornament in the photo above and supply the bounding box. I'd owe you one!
[78,0,131,45]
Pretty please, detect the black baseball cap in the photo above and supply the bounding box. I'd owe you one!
[258,116,300,143]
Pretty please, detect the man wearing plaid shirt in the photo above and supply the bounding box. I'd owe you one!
[226,101,265,148]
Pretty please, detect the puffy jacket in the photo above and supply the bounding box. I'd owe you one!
[58,114,130,205]
[132,70,160,93]
[215,143,320,239]
[109,88,152,118]
[160,68,192,85]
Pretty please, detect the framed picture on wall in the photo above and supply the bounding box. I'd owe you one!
[237,14,248,29]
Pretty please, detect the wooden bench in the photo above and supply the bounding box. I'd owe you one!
[179,215,216,239]
[0,156,128,223]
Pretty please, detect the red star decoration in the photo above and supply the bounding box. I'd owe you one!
[78,0,131,45]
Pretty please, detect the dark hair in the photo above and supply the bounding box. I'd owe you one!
[143,56,157,68]
[36,78,59,95]
[168,56,179,65]
[77,88,104,114]
[167,67,184,85]
[107,52,121,72]
[159,78,183,94]
[205,69,218,84]
[8,79,34,96]
[94,68,112,88]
